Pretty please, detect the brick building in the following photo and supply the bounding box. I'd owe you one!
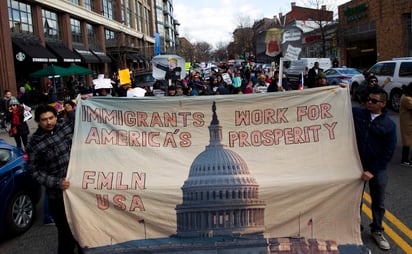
[0,0,158,99]
[338,0,412,70]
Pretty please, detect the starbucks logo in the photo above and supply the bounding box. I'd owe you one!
[16,52,25,62]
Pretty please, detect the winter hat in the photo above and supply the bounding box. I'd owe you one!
[367,75,378,83]
[9,97,19,105]
[317,72,326,79]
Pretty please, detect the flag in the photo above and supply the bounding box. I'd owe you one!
[154,33,161,55]
[138,219,145,224]
[299,72,304,90]
[307,218,313,226]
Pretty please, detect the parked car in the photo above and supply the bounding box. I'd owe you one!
[0,139,41,239]
[349,73,365,97]
[324,67,361,85]
[351,58,412,112]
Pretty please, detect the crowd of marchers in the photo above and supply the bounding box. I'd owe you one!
[102,61,334,98]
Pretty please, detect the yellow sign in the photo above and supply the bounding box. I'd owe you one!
[118,68,131,85]
[185,62,191,71]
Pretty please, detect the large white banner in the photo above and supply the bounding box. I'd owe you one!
[65,86,364,253]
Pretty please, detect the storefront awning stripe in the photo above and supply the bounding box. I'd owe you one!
[12,37,58,63]
[73,44,100,64]
[46,41,82,63]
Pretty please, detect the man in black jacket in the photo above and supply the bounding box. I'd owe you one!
[26,105,82,254]
[307,62,322,88]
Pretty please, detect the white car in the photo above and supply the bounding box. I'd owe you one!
[351,58,412,112]
[349,73,365,96]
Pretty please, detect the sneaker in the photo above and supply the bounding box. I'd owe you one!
[401,161,412,166]
[371,231,390,250]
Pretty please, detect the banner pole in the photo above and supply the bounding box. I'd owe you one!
[278,57,284,89]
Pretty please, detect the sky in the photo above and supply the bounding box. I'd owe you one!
[173,0,350,48]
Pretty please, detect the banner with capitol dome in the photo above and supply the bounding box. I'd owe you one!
[65,86,365,253]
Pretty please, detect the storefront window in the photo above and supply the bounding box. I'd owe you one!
[144,6,150,34]
[8,0,33,34]
[120,0,125,24]
[87,23,97,46]
[137,2,143,32]
[84,0,93,11]
[134,1,140,32]
[105,28,115,47]
[42,10,60,40]
[70,18,82,43]
[102,0,115,20]
[68,0,79,5]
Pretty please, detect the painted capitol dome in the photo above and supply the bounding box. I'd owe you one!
[176,102,266,238]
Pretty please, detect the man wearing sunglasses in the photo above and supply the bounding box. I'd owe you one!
[352,88,397,250]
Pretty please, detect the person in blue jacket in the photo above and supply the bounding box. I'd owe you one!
[352,87,397,250]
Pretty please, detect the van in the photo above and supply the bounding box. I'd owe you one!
[284,58,332,84]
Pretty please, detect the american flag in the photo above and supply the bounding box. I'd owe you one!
[299,72,304,90]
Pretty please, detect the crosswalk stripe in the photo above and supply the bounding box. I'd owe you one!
[363,192,412,239]
[362,204,412,252]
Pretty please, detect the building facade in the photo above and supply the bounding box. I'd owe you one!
[252,2,337,64]
[338,0,412,70]
[0,0,159,97]
[154,0,180,55]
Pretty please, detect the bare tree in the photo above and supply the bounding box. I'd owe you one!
[231,15,254,60]
[193,42,212,63]
[236,15,253,29]
[212,42,229,62]
[302,0,335,57]
[176,37,195,63]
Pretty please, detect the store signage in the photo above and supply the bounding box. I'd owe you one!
[344,4,368,22]
[15,52,25,62]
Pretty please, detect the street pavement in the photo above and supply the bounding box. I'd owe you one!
[0,117,38,146]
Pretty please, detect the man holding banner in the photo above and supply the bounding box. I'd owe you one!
[26,105,82,254]
[353,88,397,250]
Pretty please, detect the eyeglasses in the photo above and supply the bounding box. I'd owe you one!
[367,97,384,104]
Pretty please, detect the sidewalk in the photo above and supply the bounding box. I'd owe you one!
[0,117,38,146]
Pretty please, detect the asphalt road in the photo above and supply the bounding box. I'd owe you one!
[0,106,411,254]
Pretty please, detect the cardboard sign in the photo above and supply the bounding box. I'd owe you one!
[118,68,132,85]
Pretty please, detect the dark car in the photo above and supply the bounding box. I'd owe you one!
[324,67,361,85]
[133,72,156,87]
[0,139,41,239]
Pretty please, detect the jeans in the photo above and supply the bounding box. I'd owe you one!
[13,134,28,149]
[43,192,53,224]
[369,171,388,232]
